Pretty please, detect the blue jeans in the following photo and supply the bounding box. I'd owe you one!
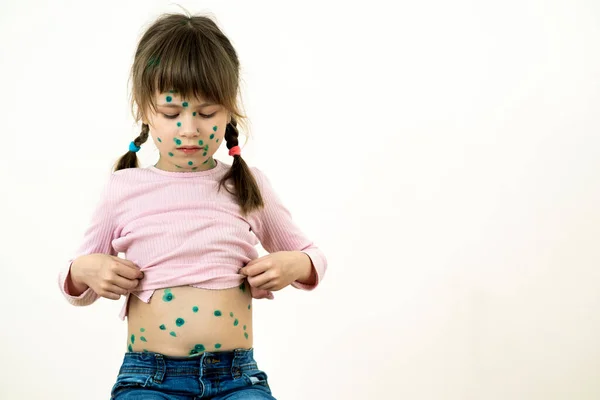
[110,348,276,399]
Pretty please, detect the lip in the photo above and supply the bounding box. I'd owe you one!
[178,148,201,154]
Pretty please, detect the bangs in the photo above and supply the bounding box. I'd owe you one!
[135,24,237,117]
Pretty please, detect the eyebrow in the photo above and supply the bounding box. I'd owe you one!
[158,102,216,108]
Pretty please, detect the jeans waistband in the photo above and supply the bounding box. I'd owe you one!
[119,348,256,377]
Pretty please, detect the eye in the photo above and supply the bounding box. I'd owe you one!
[163,114,179,119]
[199,113,216,119]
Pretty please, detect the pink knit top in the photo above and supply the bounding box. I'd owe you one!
[57,159,327,320]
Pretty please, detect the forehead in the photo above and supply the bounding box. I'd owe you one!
[155,90,216,106]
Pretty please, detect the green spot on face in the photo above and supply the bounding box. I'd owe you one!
[244,332,249,339]
[176,318,185,327]
[230,312,234,317]
[128,344,133,352]
[140,336,147,342]
[130,334,135,344]
[248,304,251,310]
[216,139,219,143]
[170,331,177,337]
[198,140,203,145]
[174,138,182,145]
[210,134,215,140]
[177,122,182,127]
[168,152,174,157]
[203,152,207,156]
[204,145,209,150]
[193,112,197,116]
[140,328,145,332]
[215,343,222,349]
[188,161,193,165]
[214,310,222,317]
[233,319,239,326]
[159,324,166,330]
[182,102,188,107]
[166,96,172,102]
[243,325,246,330]
[193,306,199,313]
[213,126,217,132]
[157,138,162,143]
[194,344,205,352]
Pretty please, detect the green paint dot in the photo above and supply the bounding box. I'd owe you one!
[177,122,182,127]
[210,134,215,140]
[203,152,207,156]
[233,319,239,326]
[176,318,185,327]
[243,325,246,330]
[215,343,222,349]
[193,112,197,116]
[140,328,145,332]
[230,312,234,317]
[170,331,177,337]
[244,332,249,339]
[198,140,203,145]
[174,138,182,145]
[216,139,219,143]
[166,96,172,102]
[168,152,174,157]
[189,349,198,355]
[128,344,133,352]
[157,138,162,143]
[193,306,199,312]
[239,283,246,292]
[204,145,209,150]
[140,336,147,342]
[143,349,149,352]
[188,161,193,165]
[214,310,222,317]
[163,292,174,302]
[130,334,135,344]
[194,344,205,352]
[159,324,166,330]
[182,102,188,107]
[213,126,217,132]
[248,304,251,310]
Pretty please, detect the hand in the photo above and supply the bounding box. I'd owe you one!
[71,254,144,300]
[240,251,301,292]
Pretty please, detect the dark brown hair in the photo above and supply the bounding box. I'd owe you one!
[113,12,264,217]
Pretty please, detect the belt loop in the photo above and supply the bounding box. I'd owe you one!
[153,353,166,384]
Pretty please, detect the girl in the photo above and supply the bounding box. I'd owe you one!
[57,12,327,399]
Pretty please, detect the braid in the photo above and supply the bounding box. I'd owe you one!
[113,123,151,171]
[218,117,264,217]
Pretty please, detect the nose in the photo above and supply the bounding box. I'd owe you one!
[178,115,200,137]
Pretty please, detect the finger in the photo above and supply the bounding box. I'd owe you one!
[111,274,141,290]
[248,272,272,288]
[243,262,270,277]
[114,263,144,280]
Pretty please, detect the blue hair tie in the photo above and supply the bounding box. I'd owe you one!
[129,141,140,153]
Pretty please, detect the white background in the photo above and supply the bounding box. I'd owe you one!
[1,0,600,399]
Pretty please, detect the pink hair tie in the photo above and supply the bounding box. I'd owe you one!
[229,146,241,156]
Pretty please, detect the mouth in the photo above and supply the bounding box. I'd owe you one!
[178,146,201,149]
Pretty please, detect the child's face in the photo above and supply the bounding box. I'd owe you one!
[144,90,230,172]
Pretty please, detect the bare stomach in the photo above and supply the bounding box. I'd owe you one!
[126,281,253,357]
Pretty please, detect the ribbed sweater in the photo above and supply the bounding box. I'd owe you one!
[57,159,327,320]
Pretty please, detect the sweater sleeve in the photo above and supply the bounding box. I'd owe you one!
[249,167,327,291]
[57,173,119,306]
